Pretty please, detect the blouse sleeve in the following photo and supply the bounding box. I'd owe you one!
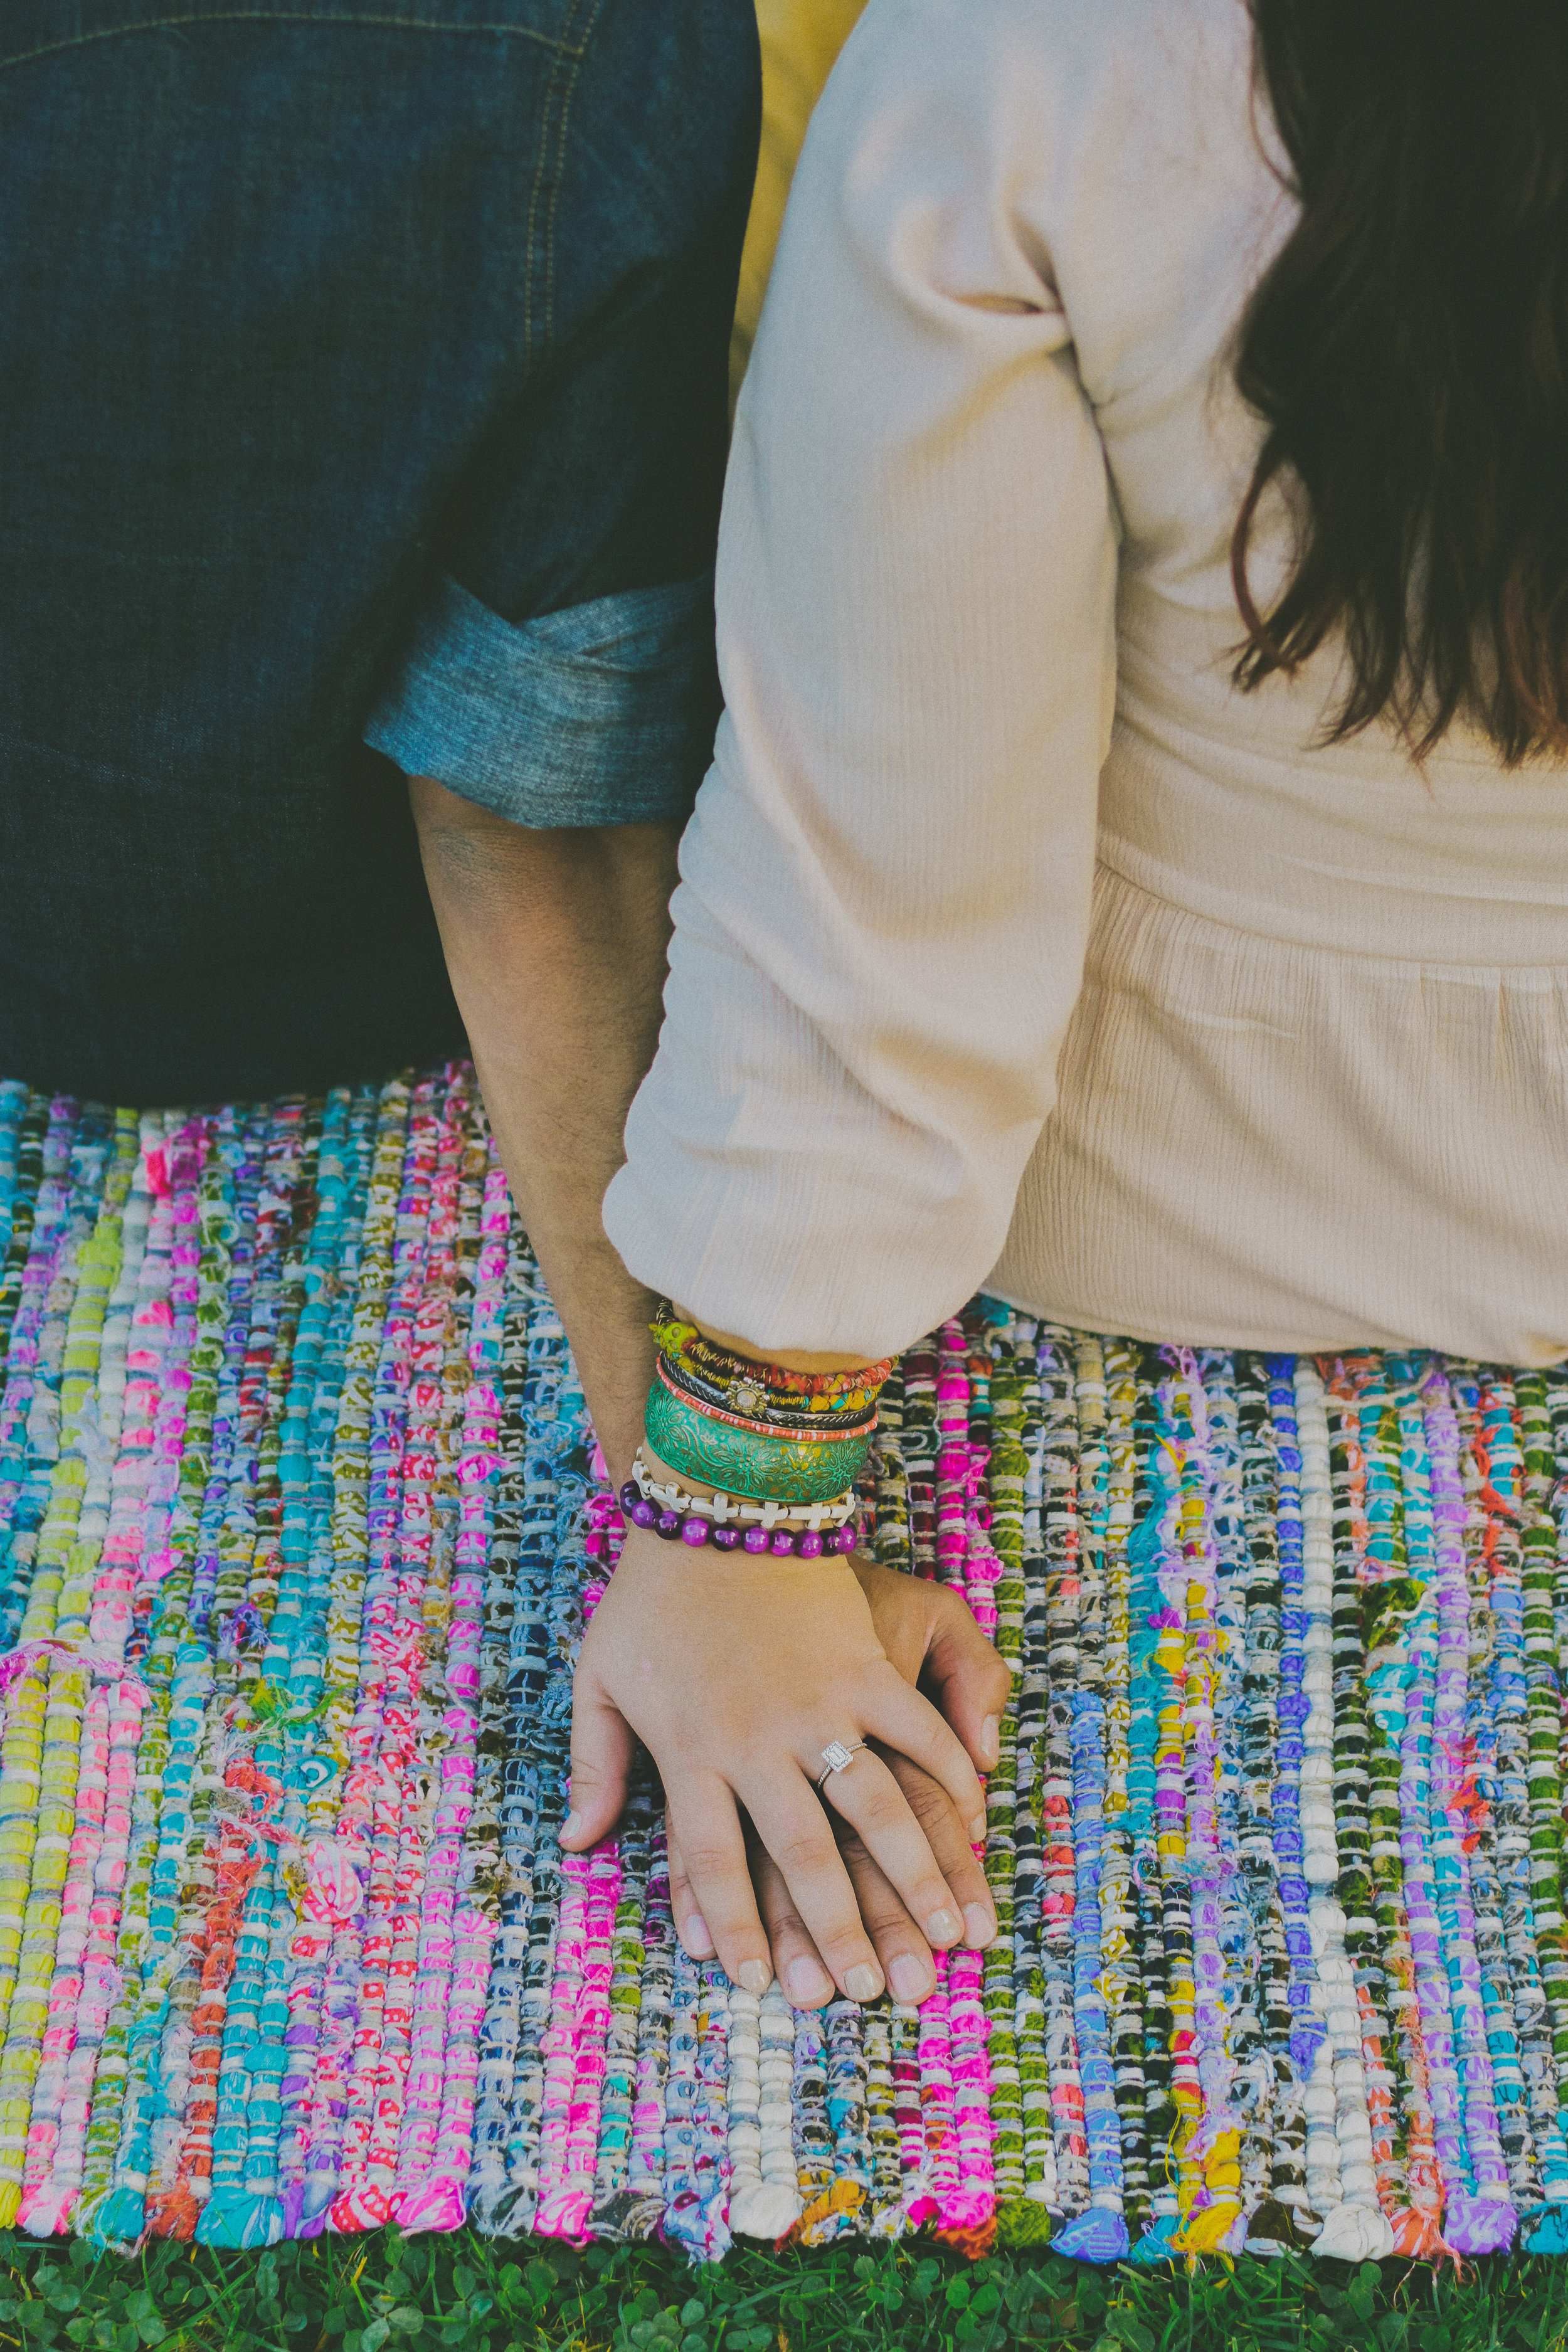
[601,0,1118,1360]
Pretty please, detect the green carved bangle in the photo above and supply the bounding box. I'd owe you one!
[644,1380,872,1504]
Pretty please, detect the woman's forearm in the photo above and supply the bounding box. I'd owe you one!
[411,775,872,1474]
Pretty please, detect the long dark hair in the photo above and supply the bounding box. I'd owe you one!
[1231,0,1568,766]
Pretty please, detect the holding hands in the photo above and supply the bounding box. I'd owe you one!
[561,1309,1011,2010]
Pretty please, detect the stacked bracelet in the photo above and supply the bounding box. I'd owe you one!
[645,1379,874,1504]
[644,1306,890,1523]
[651,1305,892,1417]
[620,1453,860,1559]
[657,1351,876,1434]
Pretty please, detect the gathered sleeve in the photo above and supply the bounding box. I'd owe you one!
[601,0,1118,1360]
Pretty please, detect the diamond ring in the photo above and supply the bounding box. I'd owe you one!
[817,1739,866,1789]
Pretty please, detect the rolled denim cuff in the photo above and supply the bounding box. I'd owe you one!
[364,569,719,825]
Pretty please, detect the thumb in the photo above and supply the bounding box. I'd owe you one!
[560,1674,635,1850]
[921,1589,1012,1773]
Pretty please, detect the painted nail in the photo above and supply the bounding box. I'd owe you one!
[980,1715,1000,1765]
[888,1952,934,2003]
[963,1903,996,1949]
[561,1810,583,1844]
[845,1963,882,2003]
[785,1956,832,2008]
[682,1913,716,1959]
[924,1907,961,1945]
[737,1958,771,1996]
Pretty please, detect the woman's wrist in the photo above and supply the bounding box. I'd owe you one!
[674,1305,876,1382]
[622,1442,862,1557]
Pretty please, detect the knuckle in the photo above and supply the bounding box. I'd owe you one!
[901,1774,952,1828]
[857,1788,917,1848]
[857,1883,917,1939]
[843,1765,896,1818]
[834,1826,874,1873]
[763,1900,809,1945]
[817,1921,875,1971]
[678,1840,736,1885]
[775,1828,837,1880]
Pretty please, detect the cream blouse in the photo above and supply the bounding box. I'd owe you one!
[603,0,1568,1367]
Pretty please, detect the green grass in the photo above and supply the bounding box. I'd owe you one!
[1,2228,1567,2352]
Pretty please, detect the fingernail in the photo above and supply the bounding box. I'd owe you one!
[682,1913,715,1959]
[980,1715,1000,1765]
[737,1958,771,1996]
[845,1963,882,2003]
[785,1957,832,2009]
[969,1811,988,1841]
[963,1903,996,1949]
[561,1810,583,1845]
[889,1952,934,2003]
[924,1907,961,1946]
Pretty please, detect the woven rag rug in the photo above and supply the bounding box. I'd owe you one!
[0,1065,1565,2268]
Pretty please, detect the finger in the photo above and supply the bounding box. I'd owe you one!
[663,1826,717,1963]
[750,1826,936,2010]
[816,1745,964,1953]
[880,1749,997,1949]
[918,1584,1014,1772]
[664,1777,773,1997]
[743,1771,885,2003]
[561,1675,635,1850]
[836,1828,938,2005]
[859,1663,990,1838]
[744,1836,834,2010]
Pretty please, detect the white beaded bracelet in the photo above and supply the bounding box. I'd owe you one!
[618,1449,862,1557]
[628,1448,857,1530]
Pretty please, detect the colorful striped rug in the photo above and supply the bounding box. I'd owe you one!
[0,1066,1564,2265]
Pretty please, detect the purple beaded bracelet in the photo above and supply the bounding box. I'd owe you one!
[617,1481,859,1559]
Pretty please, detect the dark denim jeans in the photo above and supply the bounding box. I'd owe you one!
[0,0,758,1103]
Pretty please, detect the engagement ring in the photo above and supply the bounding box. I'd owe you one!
[817,1739,865,1788]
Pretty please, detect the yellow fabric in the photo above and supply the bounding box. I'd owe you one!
[730,0,868,408]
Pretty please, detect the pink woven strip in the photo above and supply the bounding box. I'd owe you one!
[945,1945,995,2232]
[909,1955,954,2228]
[536,1845,620,2240]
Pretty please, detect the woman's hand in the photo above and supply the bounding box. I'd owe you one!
[563,1545,1011,2003]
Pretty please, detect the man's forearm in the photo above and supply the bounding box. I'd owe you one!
[409,773,680,1487]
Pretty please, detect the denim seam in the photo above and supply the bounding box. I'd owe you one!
[522,9,569,358]
[541,0,605,349]
[520,0,593,361]
[0,9,580,78]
